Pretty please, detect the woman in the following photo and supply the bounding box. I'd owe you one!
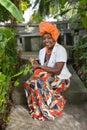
[24,21,72,121]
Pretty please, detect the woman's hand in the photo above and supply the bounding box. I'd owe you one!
[29,56,35,64]
[32,64,41,71]
[29,56,41,71]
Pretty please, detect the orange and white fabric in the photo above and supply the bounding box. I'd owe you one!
[24,69,70,121]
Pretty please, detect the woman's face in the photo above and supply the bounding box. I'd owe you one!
[42,33,56,49]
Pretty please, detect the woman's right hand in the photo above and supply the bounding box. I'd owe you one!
[29,56,40,71]
[29,56,35,64]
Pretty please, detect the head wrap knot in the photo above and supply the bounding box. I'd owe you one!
[39,21,60,41]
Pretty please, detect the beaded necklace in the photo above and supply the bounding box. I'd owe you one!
[46,48,52,55]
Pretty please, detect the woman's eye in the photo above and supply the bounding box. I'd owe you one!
[48,37,51,39]
[43,37,51,41]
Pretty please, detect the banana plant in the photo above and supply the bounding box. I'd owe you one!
[0,0,24,22]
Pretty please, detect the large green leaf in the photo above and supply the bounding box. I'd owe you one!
[0,0,24,22]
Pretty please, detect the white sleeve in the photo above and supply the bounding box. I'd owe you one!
[55,47,67,62]
[38,50,41,64]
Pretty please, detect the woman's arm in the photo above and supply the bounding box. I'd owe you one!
[32,62,65,75]
[40,62,64,75]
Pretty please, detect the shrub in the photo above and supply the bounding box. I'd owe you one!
[0,28,18,114]
[73,35,87,87]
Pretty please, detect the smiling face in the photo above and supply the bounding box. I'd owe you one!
[42,33,56,50]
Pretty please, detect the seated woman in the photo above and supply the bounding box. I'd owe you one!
[24,21,72,121]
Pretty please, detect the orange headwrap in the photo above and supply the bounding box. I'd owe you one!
[39,21,60,41]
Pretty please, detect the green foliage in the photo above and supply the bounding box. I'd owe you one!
[33,0,87,28]
[73,35,87,86]
[73,35,87,63]
[0,28,18,114]
[33,0,53,18]
[0,0,24,22]
[31,11,43,23]
[0,28,18,76]
[69,0,87,28]
[12,62,33,86]
[0,72,11,113]
[32,0,69,21]
[20,0,31,12]
[0,5,10,22]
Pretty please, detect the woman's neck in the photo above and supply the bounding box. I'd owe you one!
[46,48,52,55]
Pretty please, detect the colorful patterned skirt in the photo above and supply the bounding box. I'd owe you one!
[24,69,70,121]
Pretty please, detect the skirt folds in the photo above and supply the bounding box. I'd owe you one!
[24,69,70,121]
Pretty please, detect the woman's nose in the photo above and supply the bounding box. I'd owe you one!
[45,38,49,42]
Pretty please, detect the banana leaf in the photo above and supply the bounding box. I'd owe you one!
[0,0,24,22]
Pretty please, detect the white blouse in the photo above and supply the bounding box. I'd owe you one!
[39,42,72,79]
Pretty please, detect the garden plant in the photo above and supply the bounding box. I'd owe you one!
[0,28,18,128]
